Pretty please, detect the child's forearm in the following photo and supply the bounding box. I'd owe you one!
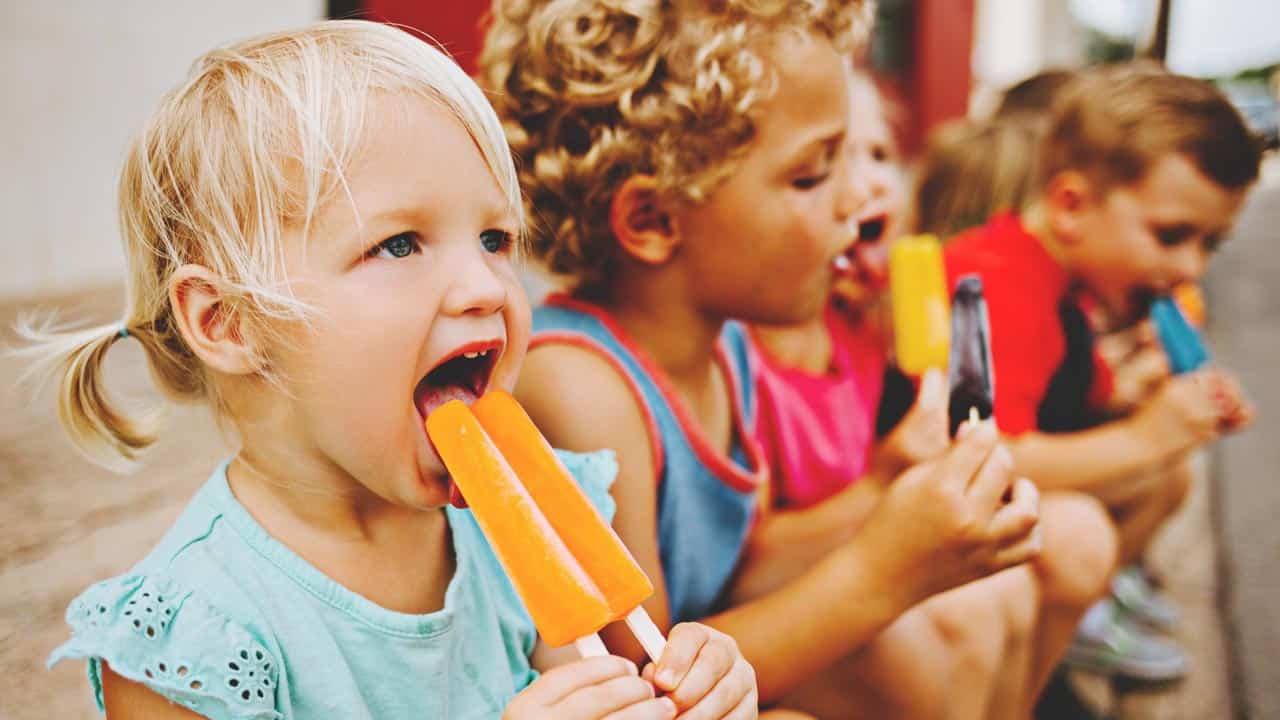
[702,538,914,704]
[1005,417,1175,498]
[730,480,883,603]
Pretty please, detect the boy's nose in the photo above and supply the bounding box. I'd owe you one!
[1169,245,1208,285]
[441,249,507,317]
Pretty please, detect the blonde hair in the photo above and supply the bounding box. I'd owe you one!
[481,0,871,297]
[15,20,520,471]
[914,116,1044,240]
[1041,62,1260,193]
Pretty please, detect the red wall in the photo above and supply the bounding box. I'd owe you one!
[363,0,489,74]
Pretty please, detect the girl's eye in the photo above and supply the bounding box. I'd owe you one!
[1203,233,1222,253]
[871,145,891,163]
[369,232,420,259]
[480,229,513,254]
[792,173,830,191]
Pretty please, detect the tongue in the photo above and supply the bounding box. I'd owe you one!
[416,383,479,420]
[853,241,890,288]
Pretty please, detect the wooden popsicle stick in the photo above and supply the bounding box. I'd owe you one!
[969,406,980,426]
[624,606,667,662]
[574,632,609,658]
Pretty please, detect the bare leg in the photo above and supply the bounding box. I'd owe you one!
[1113,461,1193,566]
[1024,491,1119,715]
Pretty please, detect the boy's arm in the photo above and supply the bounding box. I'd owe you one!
[517,343,1039,704]
[1005,369,1234,500]
[730,479,884,604]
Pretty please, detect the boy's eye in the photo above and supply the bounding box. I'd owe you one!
[480,229,513,254]
[369,232,420,259]
[792,173,830,190]
[1203,233,1223,253]
[871,145,890,163]
[1154,226,1194,247]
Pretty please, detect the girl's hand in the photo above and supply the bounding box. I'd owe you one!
[505,656,676,720]
[870,368,950,483]
[643,623,758,719]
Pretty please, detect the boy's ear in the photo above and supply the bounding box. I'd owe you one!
[1043,170,1097,245]
[610,175,680,265]
[169,265,258,376]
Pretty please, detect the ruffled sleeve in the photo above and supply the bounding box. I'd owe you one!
[48,574,282,720]
[555,449,619,522]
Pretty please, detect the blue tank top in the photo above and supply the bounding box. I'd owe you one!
[532,296,766,624]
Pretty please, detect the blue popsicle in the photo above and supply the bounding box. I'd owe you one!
[1151,296,1210,374]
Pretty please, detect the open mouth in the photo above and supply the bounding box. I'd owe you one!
[413,341,502,421]
[858,215,888,244]
[1128,287,1160,322]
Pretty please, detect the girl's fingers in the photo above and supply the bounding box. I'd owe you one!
[939,420,999,492]
[603,697,678,720]
[665,638,737,710]
[555,675,657,718]
[671,659,755,720]
[966,443,1016,512]
[533,656,638,705]
[652,623,709,693]
[986,478,1040,542]
[990,524,1043,570]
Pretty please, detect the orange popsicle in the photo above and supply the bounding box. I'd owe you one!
[473,391,654,620]
[1172,283,1205,328]
[426,400,612,647]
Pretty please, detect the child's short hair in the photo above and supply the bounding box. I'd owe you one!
[1041,62,1261,193]
[915,116,1044,239]
[994,69,1075,119]
[481,0,871,296]
[17,20,519,470]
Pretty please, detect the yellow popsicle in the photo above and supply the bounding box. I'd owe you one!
[890,234,951,375]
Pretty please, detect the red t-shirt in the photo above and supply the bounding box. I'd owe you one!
[944,213,1111,435]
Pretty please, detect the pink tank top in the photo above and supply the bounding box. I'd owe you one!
[752,305,886,510]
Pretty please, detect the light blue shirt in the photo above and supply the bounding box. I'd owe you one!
[49,451,619,720]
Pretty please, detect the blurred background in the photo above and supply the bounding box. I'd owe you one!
[1,1,1276,718]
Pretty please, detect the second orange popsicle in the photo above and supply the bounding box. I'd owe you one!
[472,391,655,619]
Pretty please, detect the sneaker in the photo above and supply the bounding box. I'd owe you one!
[1063,599,1189,682]
[1035,670,1110,720]
[1111,565,1180,632]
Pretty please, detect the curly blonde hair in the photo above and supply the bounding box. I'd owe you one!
[15,20,519,471]
[481,0,872,296]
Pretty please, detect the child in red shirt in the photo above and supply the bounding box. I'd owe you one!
[944,63,1258,680]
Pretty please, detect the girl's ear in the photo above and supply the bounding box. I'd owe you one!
[610,175,681,265]
[168,265,258,375]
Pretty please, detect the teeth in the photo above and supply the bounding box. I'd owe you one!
[463,351,481,359]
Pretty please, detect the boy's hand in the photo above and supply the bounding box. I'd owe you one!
[856,420,1041,606]
[1134,368,1252,453]
[1096,321,1170,415]
[643,623,757,719]
[505,656,676,720]
[870,369,950,482]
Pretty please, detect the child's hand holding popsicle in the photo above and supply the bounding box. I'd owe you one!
[504,656,677,719]
[853,419,1042,607]
[869,368,951,484]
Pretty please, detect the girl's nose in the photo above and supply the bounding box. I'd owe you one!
[441,247,507,317]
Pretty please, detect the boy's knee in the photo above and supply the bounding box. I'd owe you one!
[1035,492,1119,608]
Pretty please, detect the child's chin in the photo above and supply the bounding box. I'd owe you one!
[831,279,875,311]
